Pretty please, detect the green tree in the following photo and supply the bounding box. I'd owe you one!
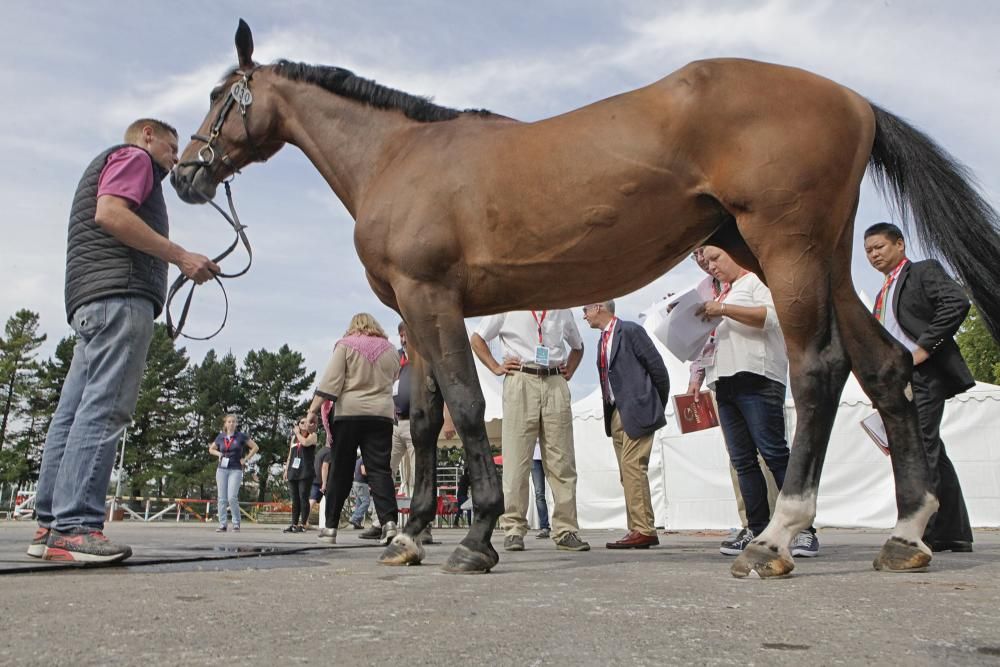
[240,345,314,501]
[0,310,47,452]
[0,336,77,490]
[956,304,1000,384]
[124,324,191,498]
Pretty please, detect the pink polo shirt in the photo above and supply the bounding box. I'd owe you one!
[96,146,154,208]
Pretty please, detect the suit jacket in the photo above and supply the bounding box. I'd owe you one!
[600,319,671,439]
[892,259,974,398]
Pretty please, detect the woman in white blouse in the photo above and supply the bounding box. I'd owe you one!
[696,246,818,558]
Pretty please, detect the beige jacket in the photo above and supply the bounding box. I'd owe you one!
[316,337,400,420]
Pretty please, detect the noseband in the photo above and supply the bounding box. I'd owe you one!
[168,69,262,341]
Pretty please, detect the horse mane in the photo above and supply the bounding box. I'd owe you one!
[266,60,491,122]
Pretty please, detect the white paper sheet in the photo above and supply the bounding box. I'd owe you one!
[652,289,720,362]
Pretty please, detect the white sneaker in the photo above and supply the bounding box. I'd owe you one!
[380,521,398,545]
[317,528,337,544]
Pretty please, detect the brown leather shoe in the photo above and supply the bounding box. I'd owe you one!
[606,531,659,549]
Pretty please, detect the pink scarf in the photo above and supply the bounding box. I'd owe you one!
[336,334,394,364]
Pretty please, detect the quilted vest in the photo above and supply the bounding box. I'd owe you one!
[64,144,169,321]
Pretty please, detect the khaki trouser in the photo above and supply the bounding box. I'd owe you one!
[610,409,656,536]
[499,372,579,539]
[730,456,778,528]
[391,420,415,497]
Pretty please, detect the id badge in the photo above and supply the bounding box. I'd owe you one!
[534,345,549,367]
[292,457,302,469]
[221,457,230,468]
[392,379,400,397]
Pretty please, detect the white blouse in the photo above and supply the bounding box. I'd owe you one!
[705,273,788,388]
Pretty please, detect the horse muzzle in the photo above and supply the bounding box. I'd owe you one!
[171,164,219,204]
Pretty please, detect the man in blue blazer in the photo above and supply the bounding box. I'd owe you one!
[864,222,976,552]
[584,300,670,549]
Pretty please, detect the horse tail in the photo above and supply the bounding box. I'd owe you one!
[868,103,1000,340]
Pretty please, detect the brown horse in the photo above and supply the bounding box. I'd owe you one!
[173,21,1000,577]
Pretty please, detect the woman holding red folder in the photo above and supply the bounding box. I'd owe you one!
[695,247,819,559]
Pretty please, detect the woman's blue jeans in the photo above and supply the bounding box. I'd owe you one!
[715,372,789,535]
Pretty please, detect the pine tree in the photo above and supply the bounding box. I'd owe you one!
[0,310,47,452]
[240,345,315,501]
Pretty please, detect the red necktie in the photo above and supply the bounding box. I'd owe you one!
[598,330,611,402]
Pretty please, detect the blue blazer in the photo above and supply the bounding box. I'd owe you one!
[600,319,670,439]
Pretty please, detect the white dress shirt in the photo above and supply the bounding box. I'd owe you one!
[705,273,788,388]
[475,310,584,368]
[882,277,919,353]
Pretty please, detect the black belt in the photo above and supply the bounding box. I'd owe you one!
[397,413,409,421]
[517,365,561,377]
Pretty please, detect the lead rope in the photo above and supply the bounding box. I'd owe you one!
[165,181,252,340]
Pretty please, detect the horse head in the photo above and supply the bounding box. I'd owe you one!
[172,20,284,204]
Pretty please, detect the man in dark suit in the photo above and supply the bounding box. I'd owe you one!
[583,300,670,549]
[864,222,975,552]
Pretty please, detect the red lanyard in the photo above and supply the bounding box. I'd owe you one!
[222,434,236,452]
[874,259,908,323]
[531,310,547,344]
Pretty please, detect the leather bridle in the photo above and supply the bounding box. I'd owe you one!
[167,68,261,341]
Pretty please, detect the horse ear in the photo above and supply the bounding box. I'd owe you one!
[235,18,254,69]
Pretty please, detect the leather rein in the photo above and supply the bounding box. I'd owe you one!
[167,68,261,341]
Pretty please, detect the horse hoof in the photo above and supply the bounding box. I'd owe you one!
[377,534,425,566]
[873,537,931,573]
[730,541,794,579]
[441,544,496,574]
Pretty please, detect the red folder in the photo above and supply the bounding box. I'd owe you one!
[672,391,720,434]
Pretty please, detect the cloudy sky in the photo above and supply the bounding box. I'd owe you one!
[1,0,997,399]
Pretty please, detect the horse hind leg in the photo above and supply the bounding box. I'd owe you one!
[832,280,936,572]
[729,275,851,578]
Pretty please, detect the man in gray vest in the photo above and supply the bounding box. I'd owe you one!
[28,118,218,563]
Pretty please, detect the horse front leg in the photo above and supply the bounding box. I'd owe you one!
[378,345,441,566]
[386,287,502,573]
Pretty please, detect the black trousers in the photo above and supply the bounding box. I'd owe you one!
[326,418,397,529]
[288,478,311,525]
[913,367,973,543]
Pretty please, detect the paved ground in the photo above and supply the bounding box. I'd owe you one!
[1,522,998,666]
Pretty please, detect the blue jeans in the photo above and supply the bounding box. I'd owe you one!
[216,467,243,527]
[349,481,371,525]
[714,373,788,534]
[531,459,550,530]
[35,296,154,531]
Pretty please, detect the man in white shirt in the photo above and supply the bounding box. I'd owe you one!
[471,311,590,552]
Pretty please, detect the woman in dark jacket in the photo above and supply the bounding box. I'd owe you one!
[282,418,318,533]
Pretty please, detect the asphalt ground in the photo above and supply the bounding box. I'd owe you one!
[1,522,998,666]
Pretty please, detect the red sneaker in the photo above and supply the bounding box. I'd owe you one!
[26,527,50,558]
[43,528,132,564]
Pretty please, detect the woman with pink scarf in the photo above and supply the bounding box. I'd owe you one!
[304,313,401,545]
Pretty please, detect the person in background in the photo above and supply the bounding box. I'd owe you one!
[583,299,669,549]
[531,442,551,539]
[472,310,590,553]
[864,222,975,552]
[684,247,778,535]
[305,313,400,546]
[695,246,819,558]
[349,453,373,530]
[29,117,217,564]
[311,442,332,540]
[283,418,317,533]
[209,414,259,533]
